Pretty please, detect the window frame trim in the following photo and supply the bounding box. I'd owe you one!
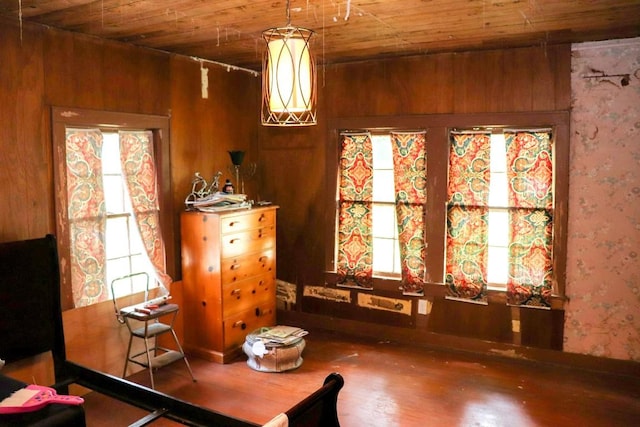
[325,111,569,309]
[51,107,173,310]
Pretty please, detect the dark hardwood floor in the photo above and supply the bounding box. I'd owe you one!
[81,329,640,426]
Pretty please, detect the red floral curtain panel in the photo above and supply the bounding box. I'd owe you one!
[446,131,491,303]
[391,132,427,296]
[337,133,374,289]
[119,130,172,288]
[504,130,554,308]
[65,128,107,307]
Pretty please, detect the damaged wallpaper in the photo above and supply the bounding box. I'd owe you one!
[565,37,640,361]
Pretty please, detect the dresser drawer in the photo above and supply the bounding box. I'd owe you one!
[221,208,275,234]
[223,303,276,350]
[221,248,275,283]
[221,226,275,258]
[222,274,275,318]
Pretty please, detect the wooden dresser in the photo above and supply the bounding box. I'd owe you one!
[180,206,277,363]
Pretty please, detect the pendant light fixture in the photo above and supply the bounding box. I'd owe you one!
[261,0,317,126]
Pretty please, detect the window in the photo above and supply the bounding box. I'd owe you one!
[52,108,173,310]
[336,131,426,295]
[446,129,554,306]
[328,112,568,309]
[102,132,158,299]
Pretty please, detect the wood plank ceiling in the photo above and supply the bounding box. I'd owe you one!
[1,0,639,71]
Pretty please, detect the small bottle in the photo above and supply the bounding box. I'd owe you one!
[222,179,234,194]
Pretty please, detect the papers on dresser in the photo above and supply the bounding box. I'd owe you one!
[186,192,250,212]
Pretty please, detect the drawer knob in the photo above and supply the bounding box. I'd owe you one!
[258,214,266,222]
[230,238,240,244]
[229,221,240,227]
[233,320,246,330]
[231,289,241,298]
[258,256,268,263]
[230,263,241,270]
[256,307,272,317]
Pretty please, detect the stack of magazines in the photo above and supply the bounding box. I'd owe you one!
[255,325,308,346]
[185,192,250,212]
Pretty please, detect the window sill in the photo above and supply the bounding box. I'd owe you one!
[323,272,566,310]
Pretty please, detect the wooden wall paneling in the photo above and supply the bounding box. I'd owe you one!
[553,44,572,110]
[136,49,171,115]
[102,42,141,112]
[385,56,430,114]
[355,63,382,117]
[258,125,326,285]
[520,307,565,350]
[320,67,342,118]
[452,51,489,113]
[170,56,260,280]
[22,33,51,239]
[43,26,76,107]
[296,46,570,354]
[530,45,558,112]
[70,35,106,110]
[206,63,260,198]
[324,53,458,117]
[170,56,204,271]
[371,60,405,115]
[428,299,513,344]
[500,47,534,112]
[169,57,199,204]
[0,19,48,241]
[324,63,373,118]
[0,20,24,240]
[481,49,505,112]
[423,53,456,114]
[424,126,448,284]
[321,127,340,278]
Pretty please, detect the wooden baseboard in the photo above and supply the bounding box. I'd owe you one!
[278,309,640,379]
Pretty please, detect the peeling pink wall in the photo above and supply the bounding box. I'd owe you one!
[565,37,640,361]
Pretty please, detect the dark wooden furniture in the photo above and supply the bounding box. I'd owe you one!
[0,235,343,426]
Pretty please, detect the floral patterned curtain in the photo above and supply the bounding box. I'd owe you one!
[445,131,491,303]
[119,130,172,289]
[391,132,427,296]
[65,128,107,307]
[337,133,374,289]
[504,130,554,308]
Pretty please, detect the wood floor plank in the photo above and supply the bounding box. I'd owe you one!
[81,329,640,426]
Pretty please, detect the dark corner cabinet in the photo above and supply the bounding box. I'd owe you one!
[180,206,278,363]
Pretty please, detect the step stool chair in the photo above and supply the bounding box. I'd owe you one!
[111,272,195,389]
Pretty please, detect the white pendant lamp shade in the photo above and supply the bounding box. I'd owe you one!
[262,26,317,126]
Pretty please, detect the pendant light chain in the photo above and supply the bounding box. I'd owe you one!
[286,0,291,26]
